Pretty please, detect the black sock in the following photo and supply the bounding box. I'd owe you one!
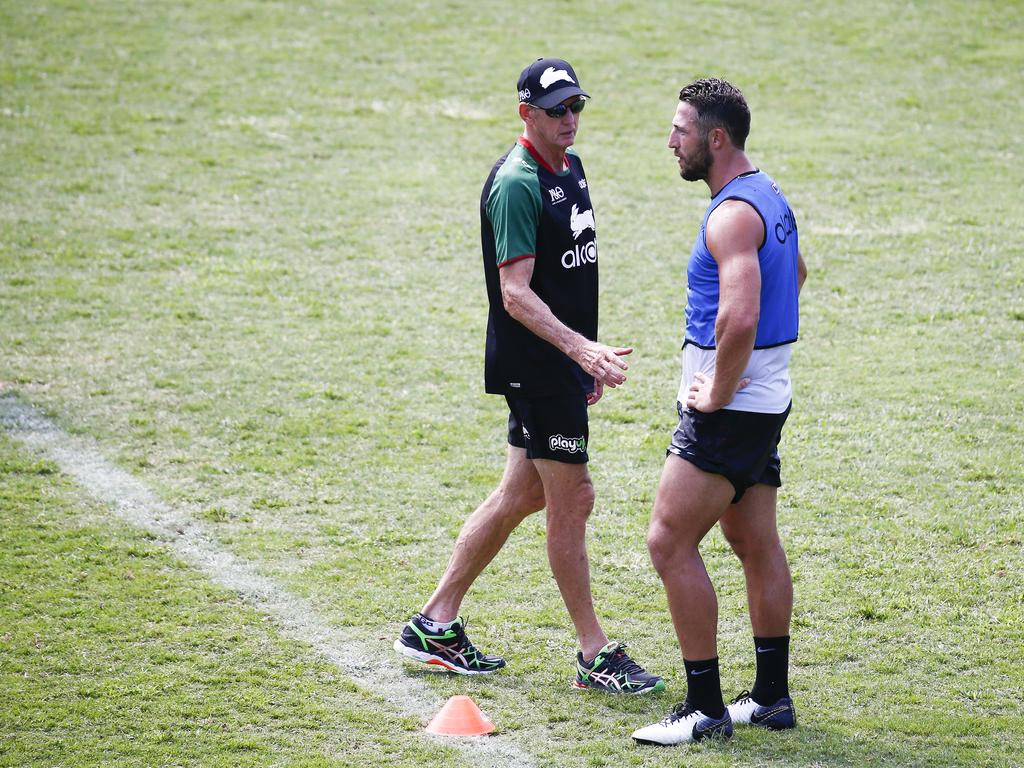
[751,635,790,704]
[684,657,725,718]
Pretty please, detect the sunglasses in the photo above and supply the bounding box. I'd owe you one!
[535,98,586,119]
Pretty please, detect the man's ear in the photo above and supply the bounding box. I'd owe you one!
[709,126,728,149]
[518,102,534,123]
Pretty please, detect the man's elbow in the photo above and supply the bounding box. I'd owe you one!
[721,308,759,340]
[737,312,760,338]
[501,284,526,320]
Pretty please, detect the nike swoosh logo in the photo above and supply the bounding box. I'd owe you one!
[756,647,774,653]
[751,705,789,724]
[694,717,729,738]
[690,668,712,676]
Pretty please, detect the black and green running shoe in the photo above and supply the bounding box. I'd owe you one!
[394,614,506,674]
[574,641,665,694]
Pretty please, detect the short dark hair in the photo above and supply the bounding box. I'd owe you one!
[678,78,750,150]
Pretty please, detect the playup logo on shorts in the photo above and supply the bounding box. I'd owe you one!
[549,434,586,454]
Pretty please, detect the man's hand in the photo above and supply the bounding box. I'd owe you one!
[685,370,750,413]
[574,340,633,388]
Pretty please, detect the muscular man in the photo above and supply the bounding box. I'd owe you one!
[395,58,663,694]
[633,78,807,745]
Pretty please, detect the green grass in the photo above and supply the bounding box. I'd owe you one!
[2,0,1023,766]
[0,437,449,767]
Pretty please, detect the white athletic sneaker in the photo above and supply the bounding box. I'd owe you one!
[727,690,797,729]
[632,702,733,745]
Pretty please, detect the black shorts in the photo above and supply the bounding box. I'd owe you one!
[506,393,590,464]
[667,402,791,503]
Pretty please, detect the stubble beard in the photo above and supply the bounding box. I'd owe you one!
[679,136,712,182]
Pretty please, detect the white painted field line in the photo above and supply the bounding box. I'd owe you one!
[0,393,536,768]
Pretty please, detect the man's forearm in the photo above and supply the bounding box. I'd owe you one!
[502,283,585,359]
[710,310,756,406]
[498,262,630,388]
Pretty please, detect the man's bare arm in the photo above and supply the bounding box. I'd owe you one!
[685,199,762,412]
[499,258,632,389]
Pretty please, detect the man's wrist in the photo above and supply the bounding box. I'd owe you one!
[708,385,733,409]
[564,333,586,360]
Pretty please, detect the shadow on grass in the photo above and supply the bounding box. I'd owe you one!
[733,721,1011,768]
[394,660,1011,767]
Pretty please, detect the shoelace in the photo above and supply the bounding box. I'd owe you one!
[449,619,487,660]
[448,619,471,647]
[730,690,752,705]
[664,702,698,723]
[604,643,645,675]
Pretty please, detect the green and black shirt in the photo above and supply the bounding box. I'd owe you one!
[480,137,599,396]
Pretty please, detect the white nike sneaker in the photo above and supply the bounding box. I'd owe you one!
[632,702,732,745]
[727,690,797,729]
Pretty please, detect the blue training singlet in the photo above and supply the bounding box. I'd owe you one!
[679,170,800,413]
[684,170,799,350]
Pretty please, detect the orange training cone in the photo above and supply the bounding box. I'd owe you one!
[425,695,496,736]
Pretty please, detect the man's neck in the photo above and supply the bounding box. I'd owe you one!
[707,151,756,197]
[521,130,568,173]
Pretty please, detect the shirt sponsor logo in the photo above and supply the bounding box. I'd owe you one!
[549,186,565,203]
[549,434,586,453]
[561,240,597,269]
[539,67,575,90]
[570,204,595,240]
[774,208,797,244]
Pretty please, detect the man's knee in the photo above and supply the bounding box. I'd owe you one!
[503,482,546,520]
[563,475,594,518]
[722,520,780,563]
[488,470,545,522]
[521,484,547,517]
[720,523,751,560]
[646,514,680,575]
[546,473,594,521]
[574,476,595,512]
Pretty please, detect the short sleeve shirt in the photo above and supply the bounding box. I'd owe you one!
[479,138,599,396]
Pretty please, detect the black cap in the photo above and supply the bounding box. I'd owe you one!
[517,58,589,109]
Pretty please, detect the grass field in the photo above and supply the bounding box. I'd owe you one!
[2,1,1023,766]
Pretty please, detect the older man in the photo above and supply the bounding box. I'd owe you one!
[395,58,663,694]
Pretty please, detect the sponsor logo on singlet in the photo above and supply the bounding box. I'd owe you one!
[774,208,797,244]
[561,240,597,269]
